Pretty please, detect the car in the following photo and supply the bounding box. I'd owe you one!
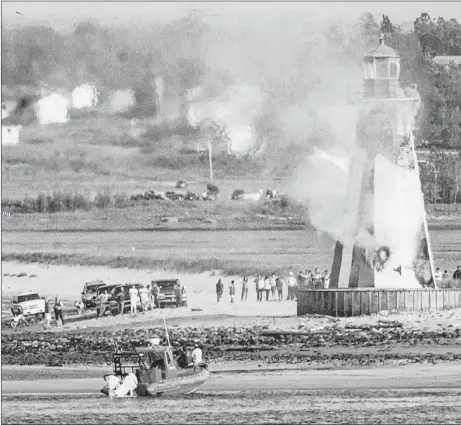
[81,280,107,308]
[152,279,188,308]
[11,291,45,319]
[165,191,185,201]
[231,189,245,200]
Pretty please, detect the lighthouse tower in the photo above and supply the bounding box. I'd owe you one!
[329,35,435,290]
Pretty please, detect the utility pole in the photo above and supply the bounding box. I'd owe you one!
[208,141,213,183]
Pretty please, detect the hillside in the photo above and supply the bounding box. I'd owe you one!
[1,112,286,200]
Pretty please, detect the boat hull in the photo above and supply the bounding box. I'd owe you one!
[144,367,209,397]
[101,366,209,397]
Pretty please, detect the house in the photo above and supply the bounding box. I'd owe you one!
[1,124,21,145]
[415,147,460,165]
[432,56,461,68]
[1,100,17,120]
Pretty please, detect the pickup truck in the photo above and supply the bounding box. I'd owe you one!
[81,280,106,308]
[11,291,45,318]
[153,279,188,308]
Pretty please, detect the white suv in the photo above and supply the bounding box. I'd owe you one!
[11,292,46,318]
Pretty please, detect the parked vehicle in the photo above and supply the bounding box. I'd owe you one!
[165,191,185,201]
[108,283,143,314]
[185,191,200,201]
[153,280,188,308]
[96,284,123,316]
[11,291,45,319]
[231,189,245,200]
[81,280,106,308]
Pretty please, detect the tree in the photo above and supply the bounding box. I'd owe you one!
[381,15,394,33]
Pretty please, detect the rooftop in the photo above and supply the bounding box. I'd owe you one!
[365,34,399,59]
[432,56,461,66]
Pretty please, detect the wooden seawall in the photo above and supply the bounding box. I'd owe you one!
[297,288,461,317]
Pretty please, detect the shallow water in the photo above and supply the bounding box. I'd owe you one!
[3,389,461,424]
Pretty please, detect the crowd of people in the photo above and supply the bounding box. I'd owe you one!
[215,268,331,303]
[435,265,461,285]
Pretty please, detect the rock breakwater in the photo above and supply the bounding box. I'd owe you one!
[2,324,461,366]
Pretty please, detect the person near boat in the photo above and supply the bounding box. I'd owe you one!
[191,344,203,366]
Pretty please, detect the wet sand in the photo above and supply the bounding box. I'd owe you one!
[3,365,461,424]
[3,363,461,394]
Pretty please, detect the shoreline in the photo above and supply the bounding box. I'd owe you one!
[2,221,461,232]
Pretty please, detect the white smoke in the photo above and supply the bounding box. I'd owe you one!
[35,93,70,125]
[72,84,98,109]
[187,82,265,155]
[108,90,136,113]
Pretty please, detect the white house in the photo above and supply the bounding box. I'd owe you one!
[2,125,21,145]
[72,84,98,109]
[35,93,70,125]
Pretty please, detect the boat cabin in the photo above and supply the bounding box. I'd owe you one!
[112,345,178,384]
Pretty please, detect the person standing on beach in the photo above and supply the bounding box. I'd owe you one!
[313,268,323,288]
[453,265,461,280]
[229,281,236,303]
[139,285,149,312]
[287,272,297,300]
[270,274,277,300]
[216,279,224,302]
[152,283,160,308]
[100,290,109,317]
[174,282,182,307]
[264,276,271,301]
[257,275,264,301]
[53,297,64,326]
[276,276,283,300]
[323,270,331,289]
[434,268,442,286]
[146,284,153,310]
[129,285,138,316]
[44,298,52,329]
[241,277,249,301]
[118,288,126,315]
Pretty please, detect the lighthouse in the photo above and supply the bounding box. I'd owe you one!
[329,34,435,290]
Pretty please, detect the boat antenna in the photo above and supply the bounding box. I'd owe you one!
[163,315,171,348]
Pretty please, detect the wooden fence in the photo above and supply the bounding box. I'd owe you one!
[297,288,461,317]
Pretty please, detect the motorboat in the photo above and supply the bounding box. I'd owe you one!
[101,341,209,397]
